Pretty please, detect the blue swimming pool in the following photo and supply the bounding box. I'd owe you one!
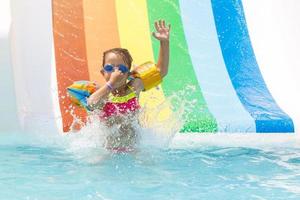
[1,132,300,200]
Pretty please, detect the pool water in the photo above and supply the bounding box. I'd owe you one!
[1,132,300,200]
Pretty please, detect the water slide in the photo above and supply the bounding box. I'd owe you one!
[1,0,300,143]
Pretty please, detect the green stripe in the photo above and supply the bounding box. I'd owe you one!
[146,0,218,132]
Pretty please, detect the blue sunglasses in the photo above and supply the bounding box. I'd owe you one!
[103,64,129,73]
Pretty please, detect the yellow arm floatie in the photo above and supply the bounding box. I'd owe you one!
[131,61,162,91]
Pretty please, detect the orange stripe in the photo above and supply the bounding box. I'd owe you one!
[83,0,120,85]
[52,0,90,132]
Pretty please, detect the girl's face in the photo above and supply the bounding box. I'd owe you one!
[101,52,128,82]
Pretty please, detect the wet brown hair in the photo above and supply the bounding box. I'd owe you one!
[102,48,133,69]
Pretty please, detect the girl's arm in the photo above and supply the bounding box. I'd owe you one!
[156,41,169,77]
[87,84,111,110]
[87,69,128,110]
[130,20,171,95]
[153,20,171,78]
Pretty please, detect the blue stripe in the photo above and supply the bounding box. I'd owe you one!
[211,0,294,133]
[179,0,256,132]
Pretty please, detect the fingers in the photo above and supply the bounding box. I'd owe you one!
[111,69,122,77]
[155,20,163,30]
[154,19,170,30]
[152,31,159,39]
[159,20,163,28]
[155,21,160,31]
[116,69,124,75]
[116,69,128,77]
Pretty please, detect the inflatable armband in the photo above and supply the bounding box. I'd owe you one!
[130,61,162,91]
[67,80,98,110]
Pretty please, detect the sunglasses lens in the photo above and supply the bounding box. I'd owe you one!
[104,64,113,72]
[118,64,129,73]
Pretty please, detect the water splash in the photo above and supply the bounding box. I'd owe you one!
[61,86,200,162]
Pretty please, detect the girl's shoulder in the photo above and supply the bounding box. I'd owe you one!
[127,78,144,95]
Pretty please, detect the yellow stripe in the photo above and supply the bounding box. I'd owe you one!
[115,0,172,123]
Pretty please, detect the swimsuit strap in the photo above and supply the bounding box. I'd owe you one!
[109,85,137,103]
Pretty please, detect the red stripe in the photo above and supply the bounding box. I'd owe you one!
[52,0,90,132]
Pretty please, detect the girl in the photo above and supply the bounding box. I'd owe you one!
[87,20,171,151]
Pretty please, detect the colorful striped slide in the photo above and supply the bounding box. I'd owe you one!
[2,0,299,136]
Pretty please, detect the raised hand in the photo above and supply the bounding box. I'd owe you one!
[152,20,171,42]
